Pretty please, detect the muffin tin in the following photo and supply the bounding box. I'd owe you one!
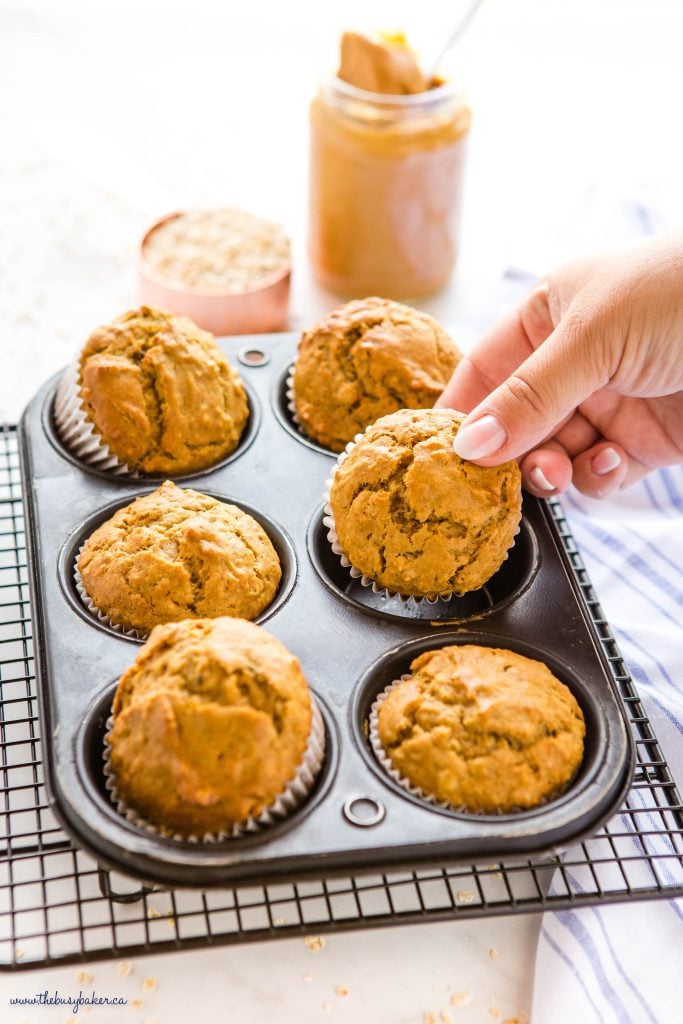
[19,332,634,889]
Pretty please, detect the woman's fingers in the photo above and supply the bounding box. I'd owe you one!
[436,300,547,413]
[451,285,612,465]
[520,442,573,496]
[571,442,630,497]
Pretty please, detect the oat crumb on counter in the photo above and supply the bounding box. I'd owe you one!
[142,977,157,991]
[335,984,349,998]
[423,1013,437,1024]
[275,916,285,925]
[450,991,471,1007]
[456,890,475,903]
[489,1007,500,1019]
[304,934,326,952]
[116,961,133,976]
[74,970,93,984]
[440,1010,454,1023]
[489,947,500,959]
[130,998,144,1011]
[14,945,25,959]
[147,906,161,919]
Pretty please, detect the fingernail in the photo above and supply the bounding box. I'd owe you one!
[529,466,556,492]
[591,447,621,476]
[453,415,507,460]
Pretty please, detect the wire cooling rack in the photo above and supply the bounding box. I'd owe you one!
[1,424,682,971]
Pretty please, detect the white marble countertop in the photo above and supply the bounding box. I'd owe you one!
[0,1,681,1021]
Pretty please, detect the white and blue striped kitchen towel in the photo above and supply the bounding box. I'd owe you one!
[532,466,683,1023]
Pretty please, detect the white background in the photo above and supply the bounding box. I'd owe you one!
[0,1,681,1021]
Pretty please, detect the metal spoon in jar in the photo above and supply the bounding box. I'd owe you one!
[426,0,488,79]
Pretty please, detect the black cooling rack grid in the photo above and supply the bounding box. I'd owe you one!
[1,424,682,971]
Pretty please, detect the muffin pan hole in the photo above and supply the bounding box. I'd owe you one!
[77,684,339,848]
[59,490,298,642]
[351,631,605,822]
[271,363,337,458]
[342,795,386,828]
[238,346,270,367]
[307,506,538,624]
[43,374,261,483]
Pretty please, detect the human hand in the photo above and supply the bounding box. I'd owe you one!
[437,233,683,498]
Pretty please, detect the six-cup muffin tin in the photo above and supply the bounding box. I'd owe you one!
[19,332,634,889]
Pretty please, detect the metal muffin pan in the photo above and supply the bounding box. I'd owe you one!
[19,332,634,889]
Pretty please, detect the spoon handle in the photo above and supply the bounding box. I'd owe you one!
[428,0,487,77]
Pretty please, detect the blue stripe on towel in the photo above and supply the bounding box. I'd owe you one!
[540,924,606,1022]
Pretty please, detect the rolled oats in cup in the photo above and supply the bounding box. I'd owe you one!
[104,617,325,841]
[53,306,249,477]
[139,208,291,336]
[325,408,522,601]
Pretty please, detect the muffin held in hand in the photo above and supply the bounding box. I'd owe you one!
[328,408,522,598]
[77,481,281,634]
[376,645,586,813]
[62,306,248,475]
[293,297,461,452]
[108,617,315,837]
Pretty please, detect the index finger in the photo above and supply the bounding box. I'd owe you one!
[436,286,555,413]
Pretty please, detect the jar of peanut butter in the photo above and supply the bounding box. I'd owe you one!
[308,35,471,299]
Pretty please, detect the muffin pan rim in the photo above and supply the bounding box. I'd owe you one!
[57,486,299,642]
[349,629,609,823]
[41,370,262,484]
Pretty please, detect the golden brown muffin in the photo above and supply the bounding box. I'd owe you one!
[78,481,281,634]
[108,617,313,837]
[293,298,461,452]
[76,306,248,475]
[328,408,521,597]
[377,645,585,813]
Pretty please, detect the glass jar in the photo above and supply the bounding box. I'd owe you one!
[308,75,471,299]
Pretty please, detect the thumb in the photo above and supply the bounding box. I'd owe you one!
[452,316,610,464]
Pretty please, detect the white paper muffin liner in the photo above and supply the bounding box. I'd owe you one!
[323,435,521,606]
[285,364,336,453]
[102,696,326,843]
[53,361,137,476]
[285,364,303,430]
[73,545,147,640]
[369,678,460,812]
